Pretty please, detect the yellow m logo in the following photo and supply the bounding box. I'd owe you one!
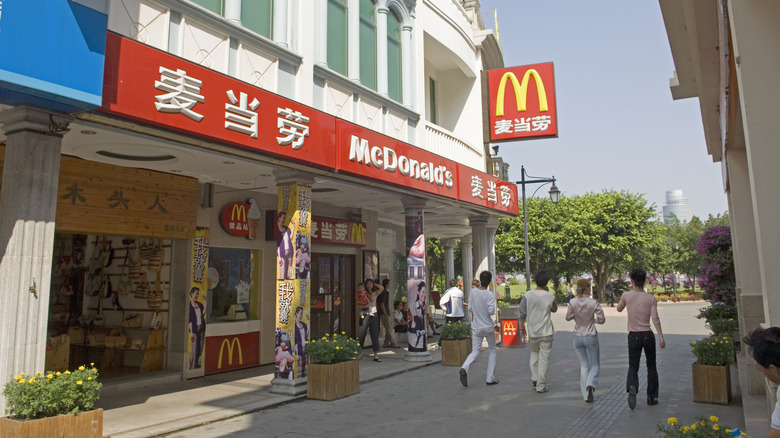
[217,337,243,369]
[350,223,366,245]
[495,69,549,117]
[231,204,247,222]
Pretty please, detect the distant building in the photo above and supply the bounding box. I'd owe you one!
[663,189,692,223]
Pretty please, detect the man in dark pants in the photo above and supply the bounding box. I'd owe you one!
[616,268,665,409]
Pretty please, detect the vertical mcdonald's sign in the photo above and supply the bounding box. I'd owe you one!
[487,62,557,142]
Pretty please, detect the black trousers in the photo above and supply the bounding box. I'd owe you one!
[627,331,658,398]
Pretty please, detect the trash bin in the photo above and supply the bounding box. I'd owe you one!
[498,306,522,347]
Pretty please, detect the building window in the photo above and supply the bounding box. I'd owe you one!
[359,0,377,90]
[242,0,273,38]
[327,0,349,76]
[429,77,437,124]
[191,0,223,14]
[387,9,402,102]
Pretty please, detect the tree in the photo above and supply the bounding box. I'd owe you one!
[667,216,705,289]
[426,237,446,291]
[697,225,736,304]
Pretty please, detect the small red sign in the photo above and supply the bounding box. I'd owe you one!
[502,320,519,347]
[219,201,263,239]
[457,164,519,215]
[205,331,259,374]
[488,62,557,142]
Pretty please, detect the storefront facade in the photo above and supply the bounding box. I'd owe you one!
[0,0,509,408]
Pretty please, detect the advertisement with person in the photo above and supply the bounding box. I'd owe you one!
[405,209,427,352]
[188,229,209,376]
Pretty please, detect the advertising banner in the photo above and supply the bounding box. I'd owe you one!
[488,62,558,142]
[205,332,260,373]
[274,184,312,379]
[456,164,519,215]
[405,209,427,352]
[187,229,209,377]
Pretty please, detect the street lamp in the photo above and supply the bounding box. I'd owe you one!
[670,243,679,301]
[516,166,560,290]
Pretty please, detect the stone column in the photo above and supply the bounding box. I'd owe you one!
[486,218,498,276]
[315,0,328,66]
[376,5,389,97]
[273,0,289,47]
[223,0,242,25]
[270,170,314,396]
[460,235,473,316]
[402,197,430,362]
[347,0,360,81]
[442,238,456,287]
[0,106,71,415]
[470,215,489,277]
[401,23,412,106]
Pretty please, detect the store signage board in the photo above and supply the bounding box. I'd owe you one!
[487,62,558,142]
[266,211,366,246]
[456,164,519,215]
[101,33,336,170]
[335,120,459,199]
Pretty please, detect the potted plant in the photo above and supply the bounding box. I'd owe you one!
[305,333,360,401]
[658,415,749,437]
[690,336,734,404]
[1,364,103,437]
[440,321,471,366]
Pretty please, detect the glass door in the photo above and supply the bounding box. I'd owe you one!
[310,254,355,339]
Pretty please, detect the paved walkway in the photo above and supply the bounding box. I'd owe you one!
[97,302,761,438]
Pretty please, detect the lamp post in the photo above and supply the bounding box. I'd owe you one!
[670,243,679,301]
[516,166,560,291]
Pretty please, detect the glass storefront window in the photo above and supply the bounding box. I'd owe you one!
[206,248,257,323]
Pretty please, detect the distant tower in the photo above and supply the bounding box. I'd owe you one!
[663,189,692,223]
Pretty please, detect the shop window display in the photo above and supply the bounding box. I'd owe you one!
[206,248,256,323]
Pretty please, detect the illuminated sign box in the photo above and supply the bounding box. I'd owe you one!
[488,62,558,142]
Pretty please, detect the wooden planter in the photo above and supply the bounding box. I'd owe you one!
[441,338,471,366]
[307,359,359,401]
[0,408,102,438]
[692,362,732,404]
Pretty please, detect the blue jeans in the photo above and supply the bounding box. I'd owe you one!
[573,335,600,400]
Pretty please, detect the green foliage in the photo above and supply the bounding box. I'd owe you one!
[690,336,734,366]
[697,303,738,322]
[507,277,521,286]
[707,318,739,337]
[3,364,102,420]
[440,321,471,340]
[426,237,446,291]
[658,416,749,437]
[307,333,360,364]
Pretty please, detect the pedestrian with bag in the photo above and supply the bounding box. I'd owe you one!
[459,271,499,387]
[519,270,558,393]
[565,278,605,402]
[357,279,383,362]
[617,268,665,409]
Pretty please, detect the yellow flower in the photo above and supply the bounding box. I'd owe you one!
[336,346,340,350]
[681,426,689,433]
[700,420,706,426]
[667,417,678,425]
[713,425,720,431]
[36,371,42,376]
[90,362,95,366]
[691,424,698,430]
[76,380,83,385]
[46,374,53,380]
[726,429,732,433]
[64,370,71,375]
[55,372,61,376]
[79,366,85,371]
[709,416,719,423]
[27,378,34,383]
[92,368,97,373]
[20,372,25,376]
[341,331,345,335]
[88,377,93,380]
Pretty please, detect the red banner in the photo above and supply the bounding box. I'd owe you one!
[457,164,519,215]
[102,33,337,169]
[488,62,558,142]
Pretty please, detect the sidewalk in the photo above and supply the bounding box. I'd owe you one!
[97,302,761,437]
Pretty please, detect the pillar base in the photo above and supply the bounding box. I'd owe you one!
[404,351,432,362]
[270,376,308,396]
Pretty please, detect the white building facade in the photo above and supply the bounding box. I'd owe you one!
[662,189,691,223]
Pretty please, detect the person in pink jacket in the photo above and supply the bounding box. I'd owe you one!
[566,278,605,403]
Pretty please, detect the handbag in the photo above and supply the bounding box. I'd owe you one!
[121,312,142,328]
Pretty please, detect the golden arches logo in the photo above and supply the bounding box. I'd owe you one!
[231,204,247,222]
[502,321,515,332]
[495,69,549,117]
[350,223,365,244]
[217,337,243,369]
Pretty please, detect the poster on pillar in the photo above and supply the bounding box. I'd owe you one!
[405,209,427,352]
[275,184,311,380]
[188,228,209,377]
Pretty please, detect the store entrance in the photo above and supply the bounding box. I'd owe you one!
[310,254,354,339]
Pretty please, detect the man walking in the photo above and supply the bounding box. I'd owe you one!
[379,279,400,348]
[519,270,557,393]
[459,271,498,387]
[440,278,465,346]
[617,268,665,409]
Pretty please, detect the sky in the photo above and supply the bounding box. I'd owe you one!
[478,0,729,219]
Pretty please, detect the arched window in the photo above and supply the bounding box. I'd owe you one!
[242,0,273,38]
[327,0,349,76]
[387,9,402,102]
[359,0,377,90]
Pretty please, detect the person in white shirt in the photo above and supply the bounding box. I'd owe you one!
[744,327,780,438]
[519,270,558,393]
[440,279,465,324]
[459,271,498,387]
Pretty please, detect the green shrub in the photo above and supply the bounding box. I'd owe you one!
[440,321,471,340]
[697,303,738,322]
[690,336,734,366]
[306,333,360,364]
[707,318,739,337]
[3,364,102,420]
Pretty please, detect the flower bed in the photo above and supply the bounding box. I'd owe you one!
[658,416,748,437]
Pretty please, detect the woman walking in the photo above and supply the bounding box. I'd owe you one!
[565,278,605,402]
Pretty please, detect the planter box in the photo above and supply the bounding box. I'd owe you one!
[307,359,359,401]
[692,362,732,405]
[0,408,102,438]
[441,338,471,366]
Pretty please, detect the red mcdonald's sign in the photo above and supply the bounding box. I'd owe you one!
[487,62,558,142]
[205,332,259,374]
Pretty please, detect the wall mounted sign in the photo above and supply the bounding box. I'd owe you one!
[219,199,262,239]
[488,62,558,142]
